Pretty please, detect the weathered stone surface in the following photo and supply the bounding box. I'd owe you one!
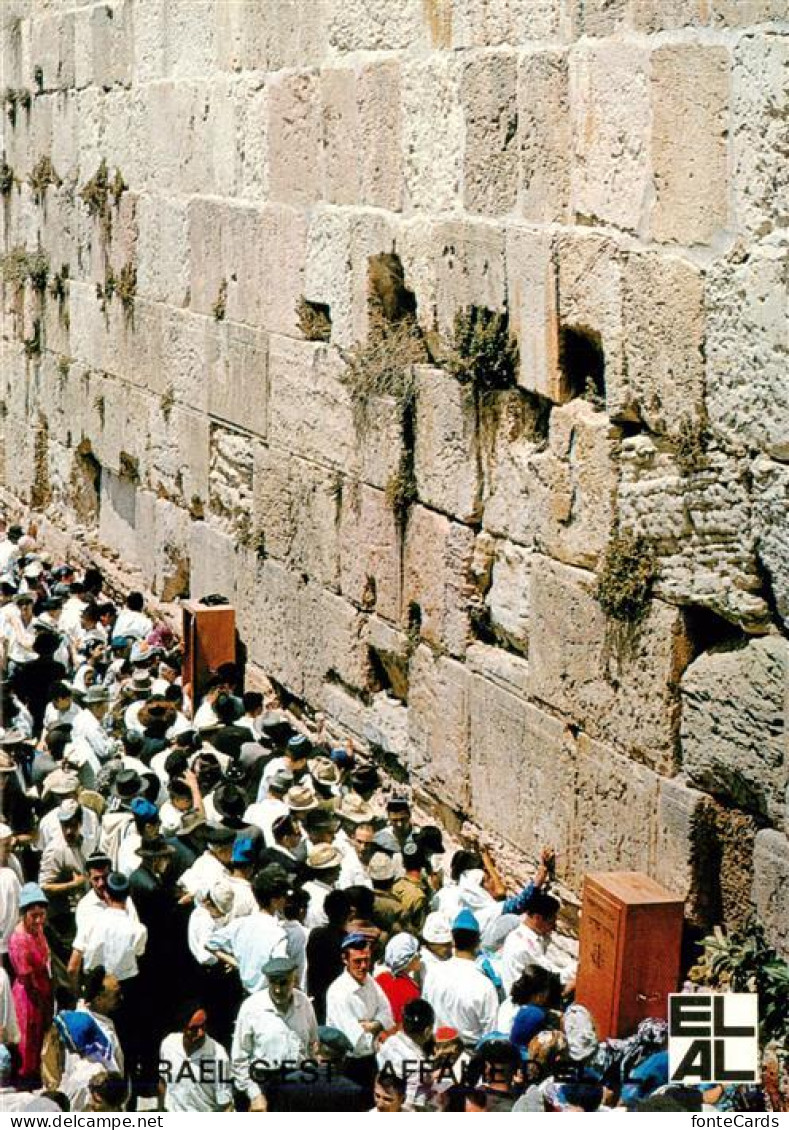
[461,53,519,216]
[554,230,625,408]
[656,776,717,924]
[267,71,322,205]
[403,506,475,657]
[752,830,789,960]
[465,641,530,699]
[651,45,729,245]
[408,645,471,811]
[206,321,268,438]
[504,228,562,401]
[450,0,561,45]
[752,458,789,629]
[518,50,571,224]
[570,43,651,233]
[479,388,543,546]
[618,436,769,629]
[327,0,426,52]
[189,519,238,604]
[570,735,661,887]
[338,484,401,622]
[216,0,327,73]
[706,236,789,461]
[136,194,190,307]
[402,57,463,212]
[359,61,403,212]
[528,556,687,772]
[622,253,706,433]
[485,540,531,652]
[529,398,617,569]
[732,33,789,240]
[413,365,480,522]
[681,636,788,827]
[268,336,355,472]
[468,678,576,871]
[568,0,628,36]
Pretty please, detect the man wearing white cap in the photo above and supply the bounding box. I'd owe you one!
[302,844,343,929]
[420,912,453,971]
[422,909,498,1049]
[39,799,87,947]
[37,772,99,858]
[70,687,114,777]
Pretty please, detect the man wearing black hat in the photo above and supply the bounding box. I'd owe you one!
[232,955,318,1109]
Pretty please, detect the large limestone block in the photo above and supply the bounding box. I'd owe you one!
[518,49,571,225]
[504,228,562,401]
[733,34,789,240]
[357,395,403,493]
[268,336,355,472]
[253,447,341,591]
[468,679,576,868]
[752,458,789,629]
[206,321,268,439]
[656,776,717,924]
[451,0,561,45]
[681,636,788,827]
[407,645,471,811]
[651,45,729,245]
[569,736,661,886]
[567,0,628,35]
[402,57,463,212]
[570,43,651,234]
[555,230,625,409]
[267,71,322,205]
[75,0,132,90]
[413,365,480,522]
[632,0,789,30]
[339,484,401,622]
[528,556,687,772]
[479,388,543,546]
[236,557,311,696]
[208,423,255,538]
[146,404,211,507]
[424,219,507,337]
[485,540,531,653]
[466,641,530,699]
[303,207,354,347]
[30,9,75,91]
[158,307,210,416]
[622,252,706,433]
[98,469,142,567]
[305,590,369,706]
[403,506,475,657]
[618,437,768,629]
[461,53,519,216]
[752,830,789,960]
[216,0,327,72]
[529,398,617,569]
[321,67,360,207]
[706,237,789,460]
[327,0,426,52]
[151,497,192,601]
[359,61,402,212]
[161,0,218,81]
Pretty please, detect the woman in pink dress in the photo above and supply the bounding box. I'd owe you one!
[8,883,53,1085]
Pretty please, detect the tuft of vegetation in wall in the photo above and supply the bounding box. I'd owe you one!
[26,250,49,293]
[23,318,42,358]
[0,158,14,197]
[385,454,419,527]
[597,533,658,623]
[4,88,31,127]
[116,260,137,316]
[1,246,30,289]
[672,410,710,475]
[33,66,43,93]
[212,278,227,321]
[80,158,126,240]
[440,306,519,391]
[160,385,175,422]
[296,296,332,343]
[28,155,61,204]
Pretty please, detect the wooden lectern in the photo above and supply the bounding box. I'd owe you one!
[181,600,236,705]
[575,871,684,1040]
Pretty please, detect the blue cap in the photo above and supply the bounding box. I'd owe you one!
[110,636,130,650]
[511,1005,547,1049]
[452,908,480,934]
[19,882,48,910]
[341,931,372,951]
[130,797,158,822]
[330,747,354,768]
[231,837,255,865]
[107,872,130,898]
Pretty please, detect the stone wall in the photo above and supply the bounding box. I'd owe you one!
[1,0,787,952]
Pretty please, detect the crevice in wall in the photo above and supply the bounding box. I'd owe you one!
[559,324,605,405]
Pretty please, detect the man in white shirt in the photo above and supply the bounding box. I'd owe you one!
[177,826,234,900]
[0,823,21,958]
[113,592,153,641]
[422,909,498,1049]
[3,594,36,669]
[75,871,147,983]
[377,997,437,1109]
[244,772,292,845]
[500,890,577,993]
[326,934,394,1079]
[70,687,114,784]
[159,1004,233,1112]
[205,866,290,994]
[232,956,318,1110]
[302,843,343,929]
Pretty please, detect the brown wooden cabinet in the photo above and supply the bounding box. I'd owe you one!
[181,600,236,704]
[575,871,685,1040]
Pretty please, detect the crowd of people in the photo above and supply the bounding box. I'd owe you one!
[0,518,774,1113]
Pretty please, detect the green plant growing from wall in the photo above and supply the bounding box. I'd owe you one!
[33,66,43,93]
[385,454,418,527]
[23,318,41,358]
[296,296,332,343]
[49,262,69,304]
[28,155,61,204]
[160,385,175,421]
[441,306,519,390]
[672,410,710,475]
[116,260,137,316]
[4,88,18,126]
[597,534,658,623]
[26,250,49,293]
[1,246,29,289]
[80,158,126,240]
[0,158,14,197]
[212,278,227,321]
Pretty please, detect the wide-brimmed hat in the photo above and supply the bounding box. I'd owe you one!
[137,836,175,860]
[368,852,396,882]
[44,767,80,795]
[213,783,247,822]
[306,843,343,870]
[311,757,340,787]
[286,785,318,813]
[113,769,145,800]
[83,686,110,705]
[336,792,375,824]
